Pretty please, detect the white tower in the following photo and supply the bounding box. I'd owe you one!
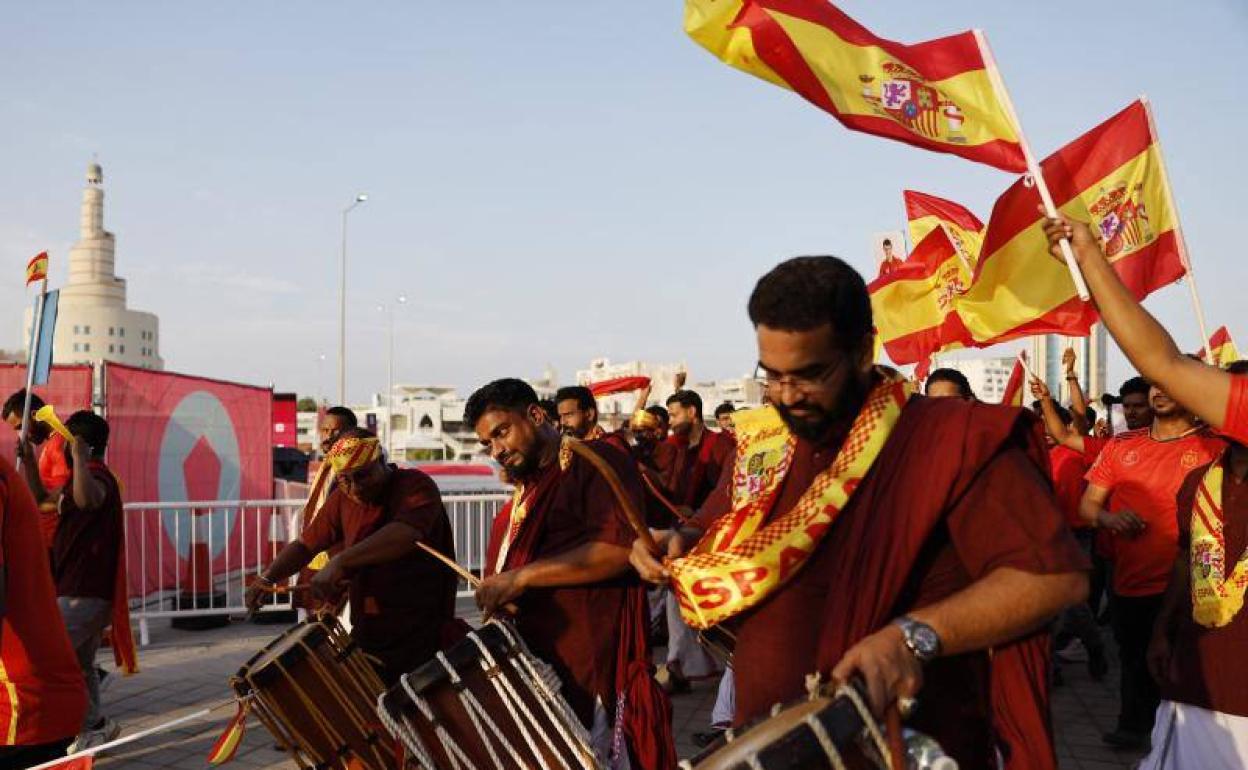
[24,162,164,370]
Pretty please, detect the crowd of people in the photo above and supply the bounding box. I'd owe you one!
[1,209,1245,769]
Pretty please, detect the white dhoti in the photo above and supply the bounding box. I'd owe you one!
[711,667,735,728]
[1138,700,1248,770]
[664,591,719,679]
[591,696,632,770]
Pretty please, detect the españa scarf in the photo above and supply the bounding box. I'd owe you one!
[1190,454,1248,628]
[668,370,911,629]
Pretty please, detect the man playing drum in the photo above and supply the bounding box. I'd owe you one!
[245,429,457,685]
[631,256,1089,770]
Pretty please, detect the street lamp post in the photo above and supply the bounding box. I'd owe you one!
[338,193,368,405]
[379,294,407,460]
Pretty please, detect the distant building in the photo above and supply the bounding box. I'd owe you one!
[1031,326,1109,401]
[930,355,1017,403]
[692,376,765,412]
[24,162,163,370]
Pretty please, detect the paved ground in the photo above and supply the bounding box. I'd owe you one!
[86,604,1147,769]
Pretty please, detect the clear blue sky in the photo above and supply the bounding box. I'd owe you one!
[2,2,1245,403]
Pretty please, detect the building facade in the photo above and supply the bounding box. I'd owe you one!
[1031,325,1109,401]
[24,162,163,370]
[930,355,1017,403]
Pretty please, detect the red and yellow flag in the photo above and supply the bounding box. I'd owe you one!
[904,190,986,269]
[868,226,972,366]
[955,99,1187,345]
[25,251,48,285]
[1000,354,1027,407]
[684,0,1027,172]
[1199,326,1240,367]
[207,701,250,765]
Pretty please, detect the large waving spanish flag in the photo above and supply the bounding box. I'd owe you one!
[1199,326,1240,368]
[955,99,1187,345]
[904,190,986,269]
[684,0,1027,172]
[868,226,972,366]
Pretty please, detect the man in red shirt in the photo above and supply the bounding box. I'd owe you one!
[0,455,86,765]
[633,256,1088,770]
[1080,385,1223,748]
[246,429,457,685]
[3,390,71,550]
[1140,360,1248,768]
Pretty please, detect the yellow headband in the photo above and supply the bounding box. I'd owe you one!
[327,435,381,473]
[630,410,660,431]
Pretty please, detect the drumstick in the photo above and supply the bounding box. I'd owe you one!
[566,438,660,553]
[640,472,694,525]
[415,542,519,615]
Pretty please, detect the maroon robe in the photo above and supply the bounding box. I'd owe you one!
[694,396,1087,770]
[665,427,735,509]
[485,438,677,769]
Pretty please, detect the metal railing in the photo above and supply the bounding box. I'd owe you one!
[123,493,509,645]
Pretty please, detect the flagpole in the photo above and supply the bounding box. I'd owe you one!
[16,275,49,474]
[1139,96,1212,362]
[973,30,1090,302]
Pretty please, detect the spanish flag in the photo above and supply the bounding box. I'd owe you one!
[684,0,1027,172]
[1199,326,1240,368]
[1000,353,1027,407]
[904,190,986,269]
[868,226,972,366]
[955,99,1187,345]
[25,252,48,285]
[207,701,250,765]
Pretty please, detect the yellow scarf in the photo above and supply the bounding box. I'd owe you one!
[668,370,911,629]
[1191,455,1248,628]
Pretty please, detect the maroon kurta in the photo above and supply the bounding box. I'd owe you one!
[694,396,1087,770]
[665,427,735,509]
[301,467,457,684]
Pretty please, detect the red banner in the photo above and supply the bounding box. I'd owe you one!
[0,364,94,461]
[104,364,273,597]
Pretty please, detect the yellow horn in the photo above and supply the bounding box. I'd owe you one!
[34,404,74,443]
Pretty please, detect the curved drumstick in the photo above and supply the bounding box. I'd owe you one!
[639,471,694,526]
[415,541,519,615]
[565,439,660,553]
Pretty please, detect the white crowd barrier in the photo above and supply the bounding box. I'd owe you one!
[123,492,509,645]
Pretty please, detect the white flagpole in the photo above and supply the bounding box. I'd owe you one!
[16,274,49,473]
[1140,95,1212,361]
[974,29,1090,301]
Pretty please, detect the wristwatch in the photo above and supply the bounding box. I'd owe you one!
[893,616,942,663]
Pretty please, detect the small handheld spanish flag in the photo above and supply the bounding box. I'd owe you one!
[207,700,251,765]
[26,251,49,286]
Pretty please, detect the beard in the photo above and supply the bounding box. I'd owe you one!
[774,374,871,442]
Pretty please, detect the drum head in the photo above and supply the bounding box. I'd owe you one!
[692,696,879,770]
[236,620,330,687]
[391,620,517,696]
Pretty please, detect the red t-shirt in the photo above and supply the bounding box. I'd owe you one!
[1049,445,1089,530]
[1081,435,1109,466]
[1223,375,1248,446]
[1086,428,1224,596]
[0,456,87,745]
[35,434,70,547]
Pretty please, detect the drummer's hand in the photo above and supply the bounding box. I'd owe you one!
[830,624,923,717]
[476,569,526,621]
[244,577,270,613]
[629,529,686,584]
[309,558,350,602]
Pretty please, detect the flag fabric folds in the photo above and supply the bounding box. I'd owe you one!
[588,376,651,397]
[955,99,1187,346]
[904,189,986,268]
[206,700,250,765]
[1000,354,1027,407]
[684,0,1027,172]
[1199,327,1240,368]
[868,226,972,366]
[25,252,48,285]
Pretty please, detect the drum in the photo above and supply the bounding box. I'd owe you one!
[681,681,898,770]
[377,619,599,770]
[232,617,393,770]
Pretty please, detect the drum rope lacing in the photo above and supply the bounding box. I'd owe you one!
[397,668,481,770]
[463,633,563,769]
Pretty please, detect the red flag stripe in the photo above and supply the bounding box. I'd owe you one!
[903,190,985,233]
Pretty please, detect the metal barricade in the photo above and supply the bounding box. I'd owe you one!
[123,493,509,645]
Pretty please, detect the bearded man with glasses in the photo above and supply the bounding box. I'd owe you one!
[631,256,1089,770]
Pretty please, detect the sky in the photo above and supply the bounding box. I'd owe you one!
[2,1,1245,404]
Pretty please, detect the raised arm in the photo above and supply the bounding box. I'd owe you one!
[1029,377,1084,453]
[1043,215,1231,429]
[1063,348,1092,436]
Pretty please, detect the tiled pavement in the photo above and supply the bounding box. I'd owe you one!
[88,606,1147,769]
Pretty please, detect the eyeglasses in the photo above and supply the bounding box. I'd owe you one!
[754,358,846,394]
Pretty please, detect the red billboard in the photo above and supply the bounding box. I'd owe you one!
[0,364,94,460]
[272,392,297,448]
[104,364,273,597]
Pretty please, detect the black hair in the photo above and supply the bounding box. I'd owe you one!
[65,410,109,455]
[2,389,45,420]
[714,402,736,418]
[924,368,975,399]
[666,389,704,420]
[645,405,669,424]
[538,399,559,422]
[748,256,873,352]
[465,378,539,429]
[554,386,597,413]
[1227,360,1248,376]
[324,406,358,428]
[1084,406,1098,425]
[1119,376,1150,399]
